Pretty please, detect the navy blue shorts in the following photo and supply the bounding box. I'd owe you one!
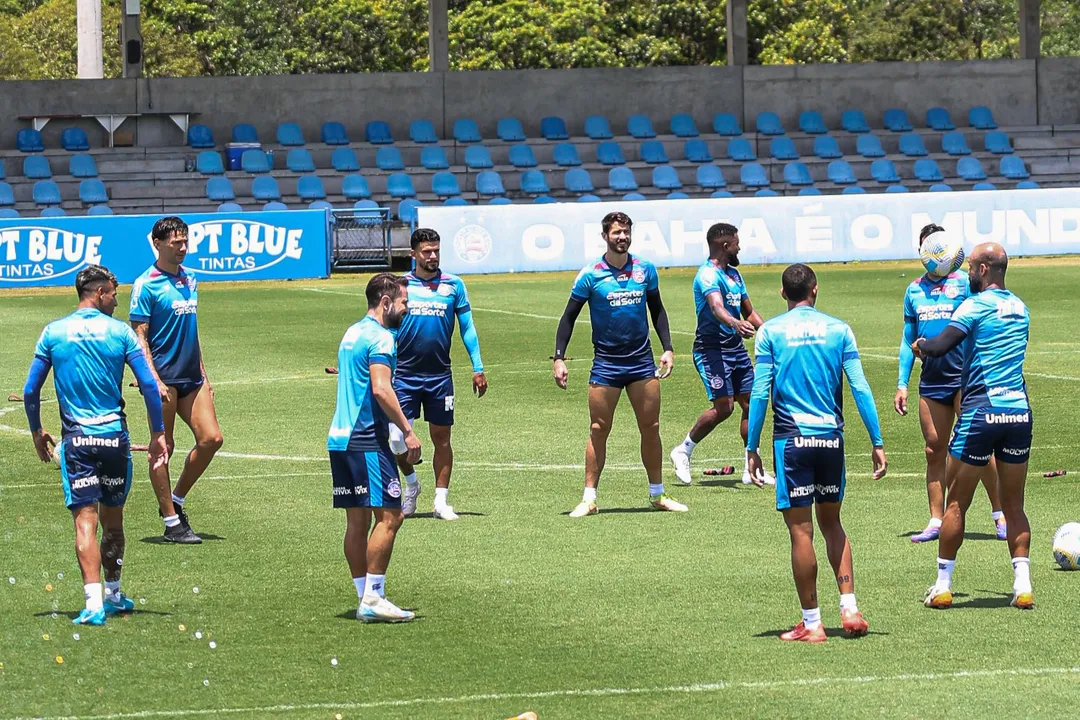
[168,379,204,399]
[920,383,959,406]
[950,407,1033,466]
[774,434,846,511]
[693,346,754,401]
[589,358,657,389]
[395,373,454,426]
[59,432,132,510]
[329,446,401,509]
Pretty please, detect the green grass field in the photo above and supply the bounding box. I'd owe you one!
[2,259,1079,720]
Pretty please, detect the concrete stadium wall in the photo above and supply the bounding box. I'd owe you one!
[1035,58,1080,126]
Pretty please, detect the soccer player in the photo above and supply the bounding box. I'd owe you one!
[130,216,221,544]
[746,264,887,643]
[669,223,775,487]
[329,273,422,623]
[23,265,169,625]
[553,211,686,517]
[388,228,486,521]
[895,224,1005,543]
[916,243,1034,610]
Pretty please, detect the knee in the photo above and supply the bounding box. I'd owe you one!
[590,420,611,440]
[924,440,947,461]
[636,415,660,435]
[715,400,735,423]
[431,432,452,452]
[200,432,224,453]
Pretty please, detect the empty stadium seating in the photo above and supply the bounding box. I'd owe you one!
[24,156,51,179]
[410,120,438,144]
[585,116,613,140]
[321,122,349,145]
[454,119,482,143]
[62,128,90,151]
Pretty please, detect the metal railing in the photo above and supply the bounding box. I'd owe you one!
[330,208,391,269]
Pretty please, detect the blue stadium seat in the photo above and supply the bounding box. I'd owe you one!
[17,129,45,152]
[828,160,857,184]
[798,187,822,196]
[885,184,910,193]
[696,164,726,189]
[534,195,558,204]
[286,149,316,173]
[453,118,482,143]
[609,167,638,192]
[376,147,404,171]
[420,146,449,170]
[755,189,779,197]
[332,148,360,172]
[670,114,699,137]
[309,200,333,210]
[197,151,225,175]
[69,154,98,178]
[578,194,601,203]
[969,106,998,130]
[387,173,417,198]
[926,107,955,131]
[813,135,842,159]
[973,182,997,191]
[929,183,953,192]
[444,197,469,206]
[497,118,526,142]
[241,150,271,173]
[206,177,235,201]
[942,132,972,156]
[756,112,784,135]
[627,115,656,139]
[1001,156,1030,179]
[410,120,438,144]
[297,176,326,200]
[562,168,593,193]
[33,180,62,205]
[0,208,20,218]
[984,131,1013,154]
[740,163,769,187]
[711,190,734,198]
[277,123,305,146]
[263,202,288,211]
[842,186,866,194]
[509,144,537,168]
[856,135,885,158]
[623,193,646,201]
[476,170,506,196]
[61,128,90,151]
[465,145,494,169]
[799,111,827,134]
[652,165,681,190]
[841,109,870,133]
[520,169,550,194]
[713,113,742,136]
[353,199,380,212]
[365,121,393,144]
[342,174,371,200]
[87,205,113,216]
[352,201,383,224]
[552,144,581,167]
[914,158,943,181]
[431,171,461,197]
[883,109,913,132]
[0,182,16,206]
[231,124,258,143]
[899,133,929,157]
[40,207,66,217]
[488,197,512,206]
[585,115,613,140]
[640,141,668,164]
[596,142,626,165]
[251,176,281,201]
[770,137,799,161]
[321,122,349,145]
[541,116,569,140]
[957,157,986,180]
[187,124,215,149]
[726,138,755,161]
[1015,180,1039,189]
[78,179,108,205]
[782,162,812,186]
[871,159,900,183]
[667,192,690,200]
[684,139,712,163]
[397,198,422,225]
[24,155,51,179]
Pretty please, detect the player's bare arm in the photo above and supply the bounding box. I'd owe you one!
[741,296,765,330]
[707,293,755,337]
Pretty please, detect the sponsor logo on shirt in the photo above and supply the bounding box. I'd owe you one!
[632,268,646,284]
[72,436,121,449]
[146,220,304,276]
[171,298,198,316]
[917,303,955,322]
[408,299,449,318]
[792,412,838,427]
[453,225,493,264]
[1001,446,1028,456]
[985,411,1030,424]
[988,387,1026,400]
[606,288,644,307]
[793,436,840,449]
[784,321,827,345]
[0,226,104,284]
[66,318,111,343]
[944,285,960,299]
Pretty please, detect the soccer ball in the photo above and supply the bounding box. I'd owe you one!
[1052,522,1080,570]
[50,444,62,469]
[919,232,965,278]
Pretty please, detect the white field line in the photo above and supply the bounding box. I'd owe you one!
[859,352,1080,381]
[18,666,1080,720]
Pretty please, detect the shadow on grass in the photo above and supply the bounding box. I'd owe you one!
[697,479,747,489]
[33,608,171,619]
[139,533,227,545]
[335,609,423,622]
[408,512,486,519]
[559,506,661,516]
[950,590,1013,609]
[897,530,1000,541]
[753,627,889,639]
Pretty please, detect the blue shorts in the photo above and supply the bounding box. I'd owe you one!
[774,434,846,511]
[693,346,754,401]
[59,432,132,510]
[167,379,204,399]
[329,445,401,509]
[395,373,454,426]
[919,383,959,406]
[589,358,657,389]
[950,408,1033,466]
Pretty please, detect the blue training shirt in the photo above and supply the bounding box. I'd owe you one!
[693,260,749,353]
[899,272,968,392]
[327,316,397,452]
[395,271,482,376]
[129,265,202,384]
[571,254,658,363]
[948,287,1030,411]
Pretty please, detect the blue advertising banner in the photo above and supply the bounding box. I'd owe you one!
[418,188,1080,275]
[0,210,331,288]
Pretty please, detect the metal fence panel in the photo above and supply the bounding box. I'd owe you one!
[331,209,391,269]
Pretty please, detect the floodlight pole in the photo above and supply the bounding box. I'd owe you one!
[76,0,104,79]
[1019,0,1041,59]
[121,0,144,78]
[726,0,748,66]
[428,0,449,72]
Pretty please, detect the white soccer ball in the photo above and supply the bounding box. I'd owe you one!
[920,232,965,278]
[50,444,61,468]
[1052,522,1080,571]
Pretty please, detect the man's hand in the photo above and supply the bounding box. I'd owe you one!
[403,429,422,465]
[871,446,888,480]
[894,387,908,416]
[553,359,568,390]
[911,339,925,359]
[657,351,674,379]
[472,372,488,398]
[31,428,56,463]
[157,381,171,403]
[148,432,169,471]
[734,320,756,338]
[746,450,766,487]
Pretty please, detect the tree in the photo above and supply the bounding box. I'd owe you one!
[749,0,854,64]
[849,0,1016,62]
[1042,0,1080,58]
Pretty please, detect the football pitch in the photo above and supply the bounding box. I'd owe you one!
[2,259,1079,719]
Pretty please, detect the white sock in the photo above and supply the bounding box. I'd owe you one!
[104,580,121,598]
[582,487,597,503]
[1012,557,1032,594]
[404,472,418,487]
[352,576,366,602]
[801,607,821,630]
[171,494,186,506]
[992,510,1004,521]
[839,593,857,612]
[363,573,386,599]
[744,448,750,471]
[163,514,180,528]
[648,483,664,498]
[84,582,103,612]
[935,557,956,590]
[928,517,943,529]
[681,434,697,455]
[434,488,449,507]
